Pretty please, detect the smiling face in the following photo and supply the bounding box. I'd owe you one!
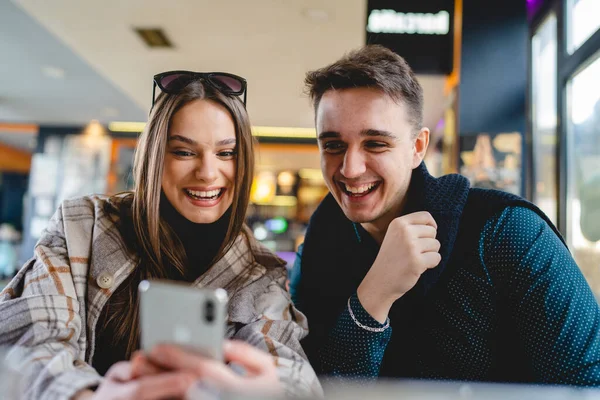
[161,99,237,224]
[316,87,429,236]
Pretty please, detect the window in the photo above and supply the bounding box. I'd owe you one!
[531,14,558,224]
[567,0,600,53]
[567,53,600,294]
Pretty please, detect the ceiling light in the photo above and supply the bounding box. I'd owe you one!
[83,120,106,138]
[109,122,318,140]
[252,126,316,139]
[109,121,146,132]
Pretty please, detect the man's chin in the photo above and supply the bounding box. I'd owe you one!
[332,195,374,223]
[341,208,377,224]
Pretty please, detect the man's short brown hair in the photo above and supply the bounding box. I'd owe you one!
[305,45,424,130]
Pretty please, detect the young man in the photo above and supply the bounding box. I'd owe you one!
[290,45,600,385]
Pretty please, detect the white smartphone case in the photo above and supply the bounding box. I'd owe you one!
[138,280,228,361]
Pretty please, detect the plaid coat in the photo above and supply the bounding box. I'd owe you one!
[0,196,322,399]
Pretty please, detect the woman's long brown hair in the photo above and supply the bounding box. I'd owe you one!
[103,80,254,358]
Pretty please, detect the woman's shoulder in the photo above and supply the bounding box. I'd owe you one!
[58,193,133,218]
[55,195,109,222]
[53,194,134,242]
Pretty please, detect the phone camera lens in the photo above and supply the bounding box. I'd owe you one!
[205,300,215,323]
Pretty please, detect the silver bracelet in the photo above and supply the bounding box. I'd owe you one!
[347,297,390,332]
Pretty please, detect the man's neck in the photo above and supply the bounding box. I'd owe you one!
[359,197,408,245]
[360,220,388,244]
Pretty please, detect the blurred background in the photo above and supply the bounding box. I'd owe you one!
[0,0,598,296]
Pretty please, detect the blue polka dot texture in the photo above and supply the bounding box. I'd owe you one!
[482,207,600,386]
[318,207,600,386]
[321,292,392,380]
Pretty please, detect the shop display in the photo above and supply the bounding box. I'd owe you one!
[459,132,522,195]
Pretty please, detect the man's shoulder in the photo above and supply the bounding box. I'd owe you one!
[466,187,527,208]
[483,205,557,241]
[464,188,562,242]
[463,188,542,226]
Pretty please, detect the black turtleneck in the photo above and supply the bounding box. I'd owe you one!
[160,194,232,282]
[92,195,232,376]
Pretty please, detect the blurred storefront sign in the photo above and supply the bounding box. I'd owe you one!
[366,0,454,74]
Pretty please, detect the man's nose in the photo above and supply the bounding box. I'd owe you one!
[340,148,366,179]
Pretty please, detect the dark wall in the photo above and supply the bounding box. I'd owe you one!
[459,0,528,135]
[0,172,29,231]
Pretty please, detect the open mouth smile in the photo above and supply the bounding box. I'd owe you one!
[338,181,381,198]
[184,188,225,201]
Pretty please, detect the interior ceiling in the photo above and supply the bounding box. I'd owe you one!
[0,1,146,126]
[7,0,449,132]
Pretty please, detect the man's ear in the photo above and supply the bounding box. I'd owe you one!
[413,127,430,168]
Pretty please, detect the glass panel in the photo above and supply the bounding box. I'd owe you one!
[531,14,558,225]
[567,53,600,295]
[567,0,600,54]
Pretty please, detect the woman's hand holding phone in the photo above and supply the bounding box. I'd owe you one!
[72,352,195,400]
[142,340,282,398]
[78,282,281,399]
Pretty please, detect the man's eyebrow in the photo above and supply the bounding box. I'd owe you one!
[360,129,398,139]
[317,131,340,140]
[167,135,197,145]
[317,130,399,140]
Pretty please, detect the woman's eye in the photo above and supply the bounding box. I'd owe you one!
[217,150,237,158]
[172,150,194,157]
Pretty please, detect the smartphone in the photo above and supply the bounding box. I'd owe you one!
[138,280,228,361]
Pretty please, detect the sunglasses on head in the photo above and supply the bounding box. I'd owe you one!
[151,70,247,111]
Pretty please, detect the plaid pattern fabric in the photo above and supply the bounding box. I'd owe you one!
[0,195,322,399]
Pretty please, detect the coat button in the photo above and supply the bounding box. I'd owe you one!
[96,272,114,289]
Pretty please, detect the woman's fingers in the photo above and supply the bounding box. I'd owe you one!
[118,372,195,400]
[104,361,134,382]
[223,340,275,375]
[130,351,164,379]
[148,344,243,388]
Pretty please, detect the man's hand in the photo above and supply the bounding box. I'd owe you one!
[146,340,282,397]
[357,211,441,322]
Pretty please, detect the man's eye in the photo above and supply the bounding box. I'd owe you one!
[365,141,388,151]
[365,141,387,148]
[323,142,345,152]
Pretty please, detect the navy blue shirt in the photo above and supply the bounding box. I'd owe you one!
[291,206,600,385]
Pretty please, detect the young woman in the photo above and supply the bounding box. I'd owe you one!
[0,71,321,399]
